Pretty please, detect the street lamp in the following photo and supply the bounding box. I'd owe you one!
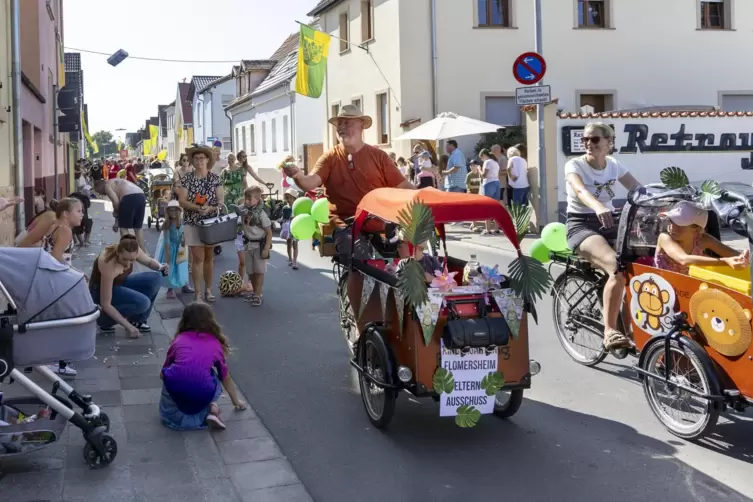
[107,49,128,67]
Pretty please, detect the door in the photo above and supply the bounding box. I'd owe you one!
[303,143,324,175]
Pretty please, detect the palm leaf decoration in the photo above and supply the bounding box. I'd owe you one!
[396,201,435,308]
[507,203,532,242]
[507,254,551,323]
[698,179,722,208]
[659,166,689,189]
[397,259,429,308]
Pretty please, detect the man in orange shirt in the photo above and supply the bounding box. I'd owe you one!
[283,105,413,261]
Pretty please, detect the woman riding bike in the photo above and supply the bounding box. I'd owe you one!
[565,122,642,350]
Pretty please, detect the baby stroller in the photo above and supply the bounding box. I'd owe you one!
[0,248,117,468]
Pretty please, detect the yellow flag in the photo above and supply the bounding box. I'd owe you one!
[296,24,331,98]
[58,41,65,88]
[176,113,183,139]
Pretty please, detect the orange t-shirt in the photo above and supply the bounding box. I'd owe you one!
[312,144,406,227]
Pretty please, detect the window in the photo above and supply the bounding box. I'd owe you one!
[283,115,289,151]
[250,124,256,153]
[477,0,511,27]
[262,121,267,153]
[339,12,350,53]
[484,96,521,126]
[579,93,614,113]
[376,92,389,144]
[331,103,340,145]
[241,126,247,152]
[272,118,278,152]
[361,0,373,41]
[577,0,606,28]
[720,94,753,112]
[701,1,726,29]
[352,97,362,111]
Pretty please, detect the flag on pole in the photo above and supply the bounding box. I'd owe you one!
[81,110,97,153]
[295,24,331,98]
[58,40,65,87]
[149,125,159,154]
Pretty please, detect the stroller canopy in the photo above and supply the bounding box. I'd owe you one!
[0,248,95,325]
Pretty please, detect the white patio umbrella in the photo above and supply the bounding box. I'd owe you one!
[394,112,505,141]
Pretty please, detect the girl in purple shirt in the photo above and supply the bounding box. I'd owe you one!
[159,302,246,430]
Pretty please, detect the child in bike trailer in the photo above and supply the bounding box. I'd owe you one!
[654,200,749,275]
[280,188,300,270]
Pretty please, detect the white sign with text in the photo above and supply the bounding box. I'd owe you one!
[439,341,498,417]
[515,85,552,106]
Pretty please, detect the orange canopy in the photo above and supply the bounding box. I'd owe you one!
[355,187,521,251]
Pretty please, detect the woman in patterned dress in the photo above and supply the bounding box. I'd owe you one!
[177,145,224,303]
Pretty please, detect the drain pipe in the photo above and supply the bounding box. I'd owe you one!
[430,0,438,118]
[53,85,59,198]
[284,81,295,162]
[10,0,25,231]
[225,108,233,151]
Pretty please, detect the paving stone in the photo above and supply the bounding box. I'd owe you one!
[89,390,123,407]
[218,437,282,465]
[199,476,243,501]
[100,344,155,357]
[0,469,64,500]
[130,461,196,496]
[100,405,125,424]
[70,377,122,393]
[184,433,229,479]
[114,354,163,366]
[119,363,162,378]
[229,459,299,492]
[125,419,171,443]
[0,448,66,473]
[123,404,161,423]
[211,418,270,442]
[122,437,188,465]
[122,388,162,406]
[133,483,207,502]
[157,306,185,319]
[63,465,132,499]
[120,375,163,390]
[69,365,119,379]
[242,483,313,502]
[221,406,257,422]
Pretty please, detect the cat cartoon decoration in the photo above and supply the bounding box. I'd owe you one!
[629,273,677,336]
[689,283,752,358]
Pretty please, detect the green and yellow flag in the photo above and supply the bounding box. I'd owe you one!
[81,110,98,154]
[295,24,331,98]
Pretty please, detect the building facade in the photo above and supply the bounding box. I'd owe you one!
[310,0,753,157]
[174,82,193,156]
[19,0,68,220]
[190,75,234,151]
[0,0,18,244]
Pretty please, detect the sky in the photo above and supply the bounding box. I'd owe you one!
[63,0,316,139]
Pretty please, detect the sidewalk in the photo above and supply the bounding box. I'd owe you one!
[0,200,312,502]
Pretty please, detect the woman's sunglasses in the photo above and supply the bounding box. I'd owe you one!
[582,136,603,145]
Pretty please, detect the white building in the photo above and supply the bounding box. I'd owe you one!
[309,0,753,156]
[189,75,235,152]
[165,102,176,163]
[227,34,327,178]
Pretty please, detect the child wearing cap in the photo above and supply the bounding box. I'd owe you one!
[281,188,300,270]
[654,200,750,275]
[156,200,190,299]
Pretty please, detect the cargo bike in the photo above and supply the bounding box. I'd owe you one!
[550,169,752,440]
[330,188,546,428]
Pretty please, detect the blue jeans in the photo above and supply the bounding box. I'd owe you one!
[91,272,162,328]
[446,186,465,193]
[512,187,530,206]
[483,181,500,200]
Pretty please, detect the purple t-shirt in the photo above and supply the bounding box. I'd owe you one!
[162,331,228,415]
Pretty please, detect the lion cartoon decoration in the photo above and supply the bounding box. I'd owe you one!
[689,283,752,358]
[632,277,673,331]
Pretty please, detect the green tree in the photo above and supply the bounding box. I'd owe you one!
[91,130,116,156]
[474,126,526,157]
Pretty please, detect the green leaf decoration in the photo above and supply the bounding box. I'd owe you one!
[659,166,689,189]
[698,180,722,208]
[507,255,552,309]
[455,405,482,428]
[508,203,532,242]
[397,259,429,308]
[480,371,505,396]
[432,367,455,395]
[397,201,435,246]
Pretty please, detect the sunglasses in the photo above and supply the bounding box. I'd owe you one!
[582,136,604,145]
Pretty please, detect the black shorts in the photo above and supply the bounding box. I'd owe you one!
[118,193,146,229]
[566,213,618,251]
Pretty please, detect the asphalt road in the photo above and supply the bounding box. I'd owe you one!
[141,226,753,502]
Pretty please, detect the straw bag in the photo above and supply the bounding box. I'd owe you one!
[197,205,238,245]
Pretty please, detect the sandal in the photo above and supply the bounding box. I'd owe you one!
[204,291,217,303]
[603,329,630,350]
[249,295,263,307]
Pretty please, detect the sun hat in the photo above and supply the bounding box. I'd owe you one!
[185,144,216,171]
[167,200,181,209]
[284,187,299,198]
[328,104,373,129]
[660,200,708,228]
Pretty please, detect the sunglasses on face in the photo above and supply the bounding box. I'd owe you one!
[582,136,604,145]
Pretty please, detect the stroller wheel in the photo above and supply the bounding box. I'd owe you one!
[147,217,152,229]
[83,434,117,469]
[91,412,111,432]
[214,246,222,256]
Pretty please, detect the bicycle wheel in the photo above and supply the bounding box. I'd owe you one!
[552,272,608,366]
[338,271,358,355]
[642,339,719,440]
[357,328,397,429]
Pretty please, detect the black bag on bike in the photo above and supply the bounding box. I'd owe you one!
[442,298,510,350]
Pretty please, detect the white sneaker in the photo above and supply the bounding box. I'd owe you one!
[47,364,77,378]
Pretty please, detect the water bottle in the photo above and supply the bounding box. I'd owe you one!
[463,254,481,285]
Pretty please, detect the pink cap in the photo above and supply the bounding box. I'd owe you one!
[660,200,708,227]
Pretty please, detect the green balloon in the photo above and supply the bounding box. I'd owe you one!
[541,222,568,252]
[292,197,313,217]
[529,239,551,263]
[310,198,330,224]
[290,214,317,240]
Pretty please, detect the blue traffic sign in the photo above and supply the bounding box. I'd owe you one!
[512,52,547,85]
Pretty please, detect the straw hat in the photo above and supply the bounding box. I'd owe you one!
[284,187,299,198]
[185,144,216,171]
[328,104,372,129]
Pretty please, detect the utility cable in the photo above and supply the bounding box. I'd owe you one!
[64,47,241,64]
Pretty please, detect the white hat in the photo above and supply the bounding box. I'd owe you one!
[660,200,708,227]
[167,200,181,209]
[284,187,299,198]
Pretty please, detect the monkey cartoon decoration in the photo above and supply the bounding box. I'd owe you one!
[629,273,677,336]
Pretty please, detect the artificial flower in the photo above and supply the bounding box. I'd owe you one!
[431,269,458,292]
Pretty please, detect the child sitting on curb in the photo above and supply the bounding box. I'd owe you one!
[159,302,246,431]
[280,188,300,270]
[240,186,273,306]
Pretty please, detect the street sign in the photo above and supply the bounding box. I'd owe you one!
[512,52,546,85]
[515,85,552,106]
